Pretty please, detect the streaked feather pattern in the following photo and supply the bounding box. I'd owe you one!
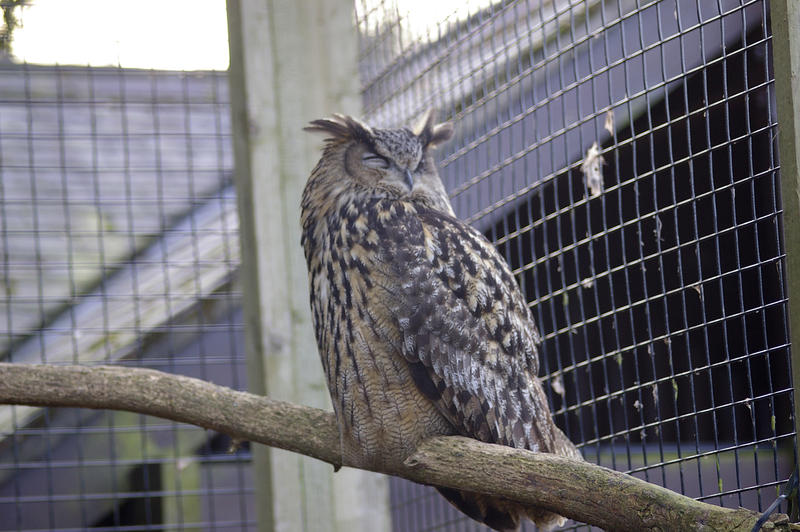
[301,112,581,531]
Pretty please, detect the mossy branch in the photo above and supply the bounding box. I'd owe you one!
[0,362,791,531]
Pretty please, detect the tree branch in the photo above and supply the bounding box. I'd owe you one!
[0,363,790,531]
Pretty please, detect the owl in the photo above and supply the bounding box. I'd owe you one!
[301,110,582,531]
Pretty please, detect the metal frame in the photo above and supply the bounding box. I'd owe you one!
[771,0,800,452]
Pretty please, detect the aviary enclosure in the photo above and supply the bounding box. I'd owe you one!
[0,0,798,530]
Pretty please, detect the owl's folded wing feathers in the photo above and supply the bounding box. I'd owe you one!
[370,206,564,453]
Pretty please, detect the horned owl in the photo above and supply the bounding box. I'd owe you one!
[301,110,582,531]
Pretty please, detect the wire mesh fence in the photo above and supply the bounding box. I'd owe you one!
[0,0,797,531]
[0,64,252,530]
[355,0,797,529]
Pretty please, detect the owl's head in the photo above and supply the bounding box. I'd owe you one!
[304,110,454,205]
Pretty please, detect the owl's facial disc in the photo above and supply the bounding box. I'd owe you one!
[358,148,415,191]
[376,160,416,193]
[371,127,424,191]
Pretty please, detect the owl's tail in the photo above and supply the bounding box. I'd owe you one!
[437,427,582,531]
[435,487,566,531]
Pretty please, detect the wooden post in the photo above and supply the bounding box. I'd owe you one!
[771,2,800,445]
[226,1,390,531]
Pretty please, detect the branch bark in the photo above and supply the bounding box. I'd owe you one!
[0,363,790,531]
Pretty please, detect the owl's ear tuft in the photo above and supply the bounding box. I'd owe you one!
[428,122,454,147]
[304,114,374,145]
[413,108,454,149]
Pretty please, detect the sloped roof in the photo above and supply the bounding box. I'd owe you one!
[0,65,234,353]
[0,65,239,433]
[359,0,756,226]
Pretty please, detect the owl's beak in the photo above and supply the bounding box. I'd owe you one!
[404,168,414,189]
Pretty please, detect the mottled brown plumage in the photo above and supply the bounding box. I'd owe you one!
[301,110,581,531]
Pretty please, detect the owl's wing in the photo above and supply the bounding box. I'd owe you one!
[371,206,561,453]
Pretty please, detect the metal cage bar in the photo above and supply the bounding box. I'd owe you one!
[0,62,253,530]
[356,0,798,529]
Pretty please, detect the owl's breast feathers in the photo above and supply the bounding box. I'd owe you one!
[302,195,574,458]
